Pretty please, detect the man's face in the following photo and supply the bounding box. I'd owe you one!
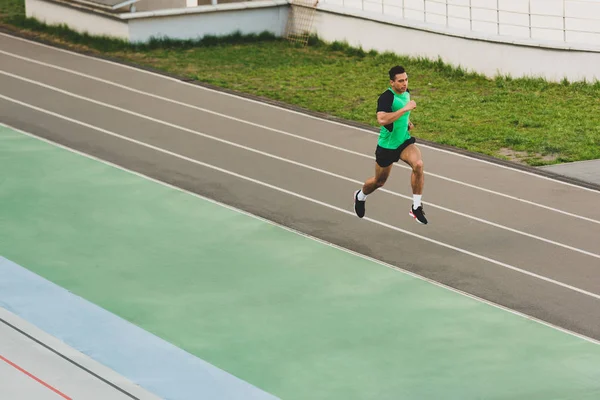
[390,72,408,93]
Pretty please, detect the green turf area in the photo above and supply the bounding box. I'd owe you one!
[1,0,599,167]
[3,124,600,400]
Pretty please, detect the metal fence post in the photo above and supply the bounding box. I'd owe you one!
[528,0,532,38]
[469,0,473,31]
[497,0,500,35]
[563,0,567,42]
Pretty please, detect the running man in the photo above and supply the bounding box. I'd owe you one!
[354,65,428,224]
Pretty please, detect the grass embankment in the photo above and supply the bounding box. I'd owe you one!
[1,1,599,166]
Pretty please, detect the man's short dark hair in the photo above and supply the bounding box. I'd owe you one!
[389,65,406,80]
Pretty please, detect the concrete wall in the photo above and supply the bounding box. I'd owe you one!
[312,5,600,82]
[125,3,289,42]
[25,0,129,40]
[134,0,186,12]
[189,0,253,5]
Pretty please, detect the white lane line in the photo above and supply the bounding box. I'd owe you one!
[2,69,600,261]
[1,94,600,302]
[0,54,598,226]
[4,121,600,346]
[1,32,599,195]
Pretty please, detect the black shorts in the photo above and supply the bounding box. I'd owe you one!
[375,137,416,168]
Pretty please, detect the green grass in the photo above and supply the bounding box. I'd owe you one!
[0,0,24,18]
[2,1,599,166]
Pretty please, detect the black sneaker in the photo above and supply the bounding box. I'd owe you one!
[409,205,428,224]
[354,190,365,218]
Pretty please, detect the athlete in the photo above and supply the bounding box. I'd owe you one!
[354,65,428,224]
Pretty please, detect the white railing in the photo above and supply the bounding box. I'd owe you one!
[319,0,600,47]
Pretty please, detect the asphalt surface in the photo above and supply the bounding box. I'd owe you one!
[1,31,600,341]
[542,159,600,186]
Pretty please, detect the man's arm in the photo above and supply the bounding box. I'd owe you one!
[376,100,417,125]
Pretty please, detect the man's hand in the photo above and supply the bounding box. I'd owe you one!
[408,121,415,131]
[403,100,417,112]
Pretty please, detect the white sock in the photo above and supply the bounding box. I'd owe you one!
[357,190,367,201]
[413,194,422,209]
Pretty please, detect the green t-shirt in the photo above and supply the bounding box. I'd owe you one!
[376,87,411,149]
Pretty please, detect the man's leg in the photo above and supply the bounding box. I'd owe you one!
[400,144,428,224]
[354,163,393,218]
[363,163,393,195]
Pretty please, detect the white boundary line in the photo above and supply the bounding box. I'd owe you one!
[2,120,599,347]
[0,56,598,226]
[1,31,599,194]
[1,95,600,303]
[2,69,600,259]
